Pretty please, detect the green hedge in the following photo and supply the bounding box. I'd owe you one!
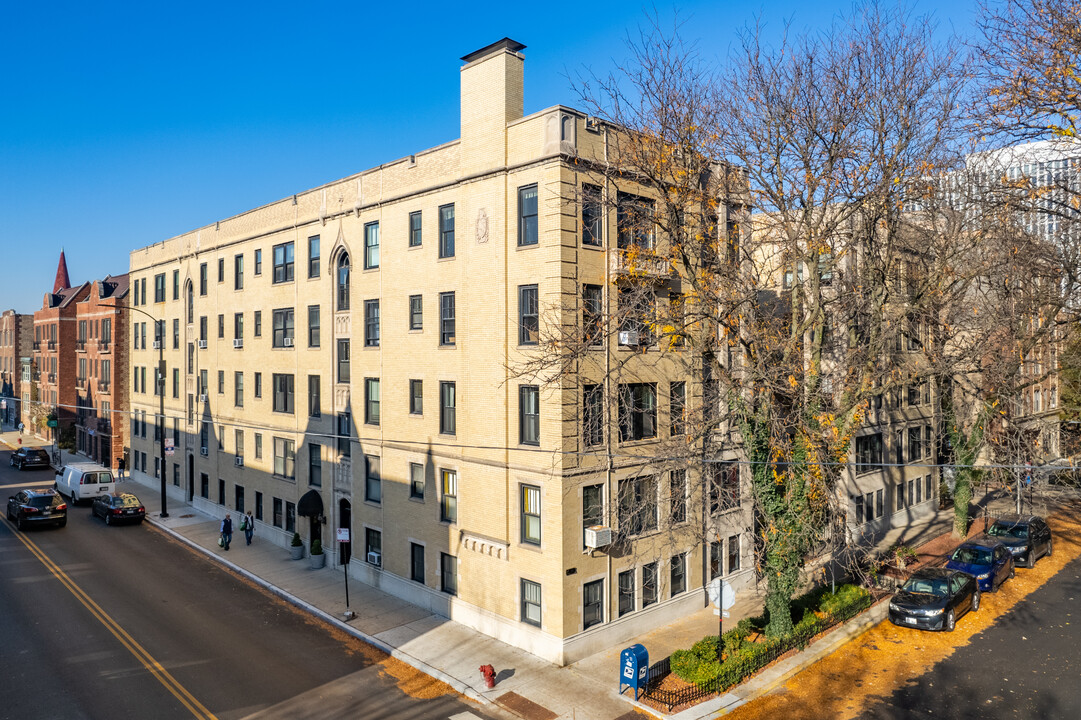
[670,584,870,687]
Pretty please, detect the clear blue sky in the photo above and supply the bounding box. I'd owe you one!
[0,0,978,314]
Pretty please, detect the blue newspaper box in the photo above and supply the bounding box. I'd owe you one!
[619,644,649,700]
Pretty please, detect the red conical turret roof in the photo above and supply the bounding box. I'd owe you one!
[53,249,71,293]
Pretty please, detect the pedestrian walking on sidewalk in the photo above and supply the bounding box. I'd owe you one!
[241,510,255,545]
[116,456,125,480]
[220,514,233,551]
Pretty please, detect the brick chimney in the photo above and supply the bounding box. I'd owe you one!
[459,38,525,176]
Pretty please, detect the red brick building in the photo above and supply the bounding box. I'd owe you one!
[0,310,33,427]
[73,275,129,468]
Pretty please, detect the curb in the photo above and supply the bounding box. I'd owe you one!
[143,516,497,712]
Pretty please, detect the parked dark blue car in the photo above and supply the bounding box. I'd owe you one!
[945,537,1015,593]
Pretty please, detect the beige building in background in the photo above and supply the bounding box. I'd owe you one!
[128,38,752,665]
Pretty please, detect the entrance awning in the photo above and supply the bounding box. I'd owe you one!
[297,489,324,518]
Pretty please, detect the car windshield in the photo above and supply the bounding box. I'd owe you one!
[901,577,947,596]
[951,546,992,565]
[988,522,1028,539]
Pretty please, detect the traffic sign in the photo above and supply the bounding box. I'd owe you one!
[165,438,175,456]
[708,577,735,611]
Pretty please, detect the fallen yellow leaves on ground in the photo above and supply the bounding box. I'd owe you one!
[723,503,1081,720]
[379,655,456,700]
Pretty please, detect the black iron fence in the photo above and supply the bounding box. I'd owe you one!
[641,594,874,712]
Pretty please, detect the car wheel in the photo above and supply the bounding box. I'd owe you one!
[1009,565,1016,580]
[58,519,66,528]
[16,515,25,531]
[972,590,981,612]
[1047,539,1053,558]
[945,609,956,632]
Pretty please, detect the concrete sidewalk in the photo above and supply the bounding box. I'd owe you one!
[0,426,985,720]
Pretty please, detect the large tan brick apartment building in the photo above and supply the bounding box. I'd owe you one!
[127,39,753,664]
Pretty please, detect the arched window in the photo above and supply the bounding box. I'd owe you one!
[337,254,350,311]
[185,281,194,324]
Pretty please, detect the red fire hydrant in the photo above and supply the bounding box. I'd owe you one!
[479,664,496,689]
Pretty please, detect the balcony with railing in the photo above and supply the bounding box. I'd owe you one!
[98,339,111,352]
[610,247,673,279]
[47,372,56,383]
[47,340,57,351]
[32,341,40,351]
[98,380,111,393]
[76,340,87,352]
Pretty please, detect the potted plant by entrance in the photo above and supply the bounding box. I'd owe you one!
[310,539,325,569]
[290,532,304,560]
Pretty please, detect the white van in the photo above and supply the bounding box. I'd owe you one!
[55,463,116,505]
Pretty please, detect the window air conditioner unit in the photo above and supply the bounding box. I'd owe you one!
[283,337,294,347]
[618,330,639,346]
[199,393,208,402]
[234,456,244,467]
[367,551,381,566]
[233,339,243,348]
[200,446,209,456]
[584,525,613,549]
[152,341,161,349]
[198,340,207,349]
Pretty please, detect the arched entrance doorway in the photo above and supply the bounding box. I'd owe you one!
[339,498,352,565]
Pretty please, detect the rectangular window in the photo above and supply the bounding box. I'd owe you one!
[154,273,166,302]
[254,249,262,275]
[439,292,455,345]
[410,462,425,499]
[521,484,541,545]
[708,462,741,515]
[308,375,320,417]
[173,368,180,399]
[286,502,296,533]
[273,242,295,283]
[217,257,224,283]
[217,370,224,394]
[364,222,380,269]
[218,314,224,338]
[338,339,350,384]
[521,579,542,627]
[200,263,207,295]
[583,384,604,447]
[583,284,603,345]
[438,203,455,258]
[409,295,423,330]
[618,569,635,617]
[710,541,723,579]
[728,535,740,572]
[254,372,262,399]
[235,485,244,513]
[254,491,263,521]
[670,469,687,523]
[308,235,320,279]
[855,433,884,475]
[583,484,603,547]
[337,413,351,457]
[518,284,538,345]
[365,455,381,503]
[410,543,425,583]
[519,385,540,446]
[234,254,244,290]
[617,192,655,249]
[409,211,422,247]
[440,469,457,523]
[439,381,456,435]
[925,474,933,504]
[272,373,294,414]
[409,379,423,415]
[235,429,244,459]
[364,300,380,347]
[173,269,180,300]
[642,562,658,607]
[670,553,686,596]
[233,313,243,341]
[200,473,209,499]
[273,438,296,479]
[199,316,207,342]
[440,553,457,595]
[518,184,539,246]
[273,497,283,527]
[618,383,657,441]
[908,426,923,462]
[618,475,658,535]
[582,184,603,246]
[670,381,686,436]
[254,310,262,337]
[583,579,604,629]
[308,305,320,347]
[255,433,262,459]
[876,488,884,517]
[896,482,905,510]
[272,309,294,348]
[365,378,380,425]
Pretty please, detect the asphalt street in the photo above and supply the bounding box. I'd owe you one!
[862,552,1081,720]
[0,455,497,720]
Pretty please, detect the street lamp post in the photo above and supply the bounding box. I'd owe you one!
[125,305,168,518]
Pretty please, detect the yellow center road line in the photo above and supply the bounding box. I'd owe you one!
[2,517,218,720]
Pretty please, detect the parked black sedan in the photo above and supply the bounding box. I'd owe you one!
[889,567,980,632]
[9,447,51,470]
[986,514,1053,568]
[91,492,146,525]
[6,488,67,530]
